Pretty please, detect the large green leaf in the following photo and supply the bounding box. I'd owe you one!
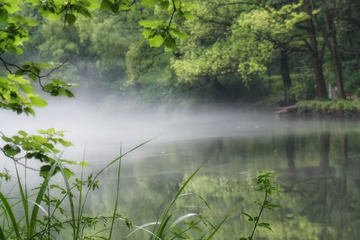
[100,0,112,11]
[37,62,52,68]
[149,35,164,47]
[183,12,194,20]
[139,20,156,28]
[29,97,47,107]
[111,3,119,13]
[0,9,8,22]
[171,29,188,39]
[164,36,176,50]
[160,0,169,9]
[65,14,76,26]
[19,84,34,93]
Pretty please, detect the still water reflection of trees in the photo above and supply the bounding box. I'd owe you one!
[88,120,360,239]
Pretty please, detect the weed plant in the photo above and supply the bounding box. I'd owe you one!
[0,130,280,240]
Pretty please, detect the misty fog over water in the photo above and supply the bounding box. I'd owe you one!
[2,96,360,239]
[1,95,279,167]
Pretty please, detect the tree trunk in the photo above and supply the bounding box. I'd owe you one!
[280,49,293,103]
[305,2,328,99]
[320,0,346,99]
[205,76,232,101]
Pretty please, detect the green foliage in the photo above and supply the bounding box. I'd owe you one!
[298,100,360,115]
[288,72,316,101]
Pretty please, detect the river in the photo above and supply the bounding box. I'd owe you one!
[1,104,360,239]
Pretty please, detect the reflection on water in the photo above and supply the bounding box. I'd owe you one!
[83,118,360,240]
[2,112,360,239]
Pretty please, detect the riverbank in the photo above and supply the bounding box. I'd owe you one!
[273,100,360,118]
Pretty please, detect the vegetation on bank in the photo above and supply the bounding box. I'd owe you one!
[297,100,360,116]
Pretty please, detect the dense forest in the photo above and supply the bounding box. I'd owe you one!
[2,0,360,114]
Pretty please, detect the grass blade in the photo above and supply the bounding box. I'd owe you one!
[52,154,77,239]
[29,162,59,237]
[0,226,5,240]
[205,202,241,240]
[108,145,122,240]
[0,192,20,238]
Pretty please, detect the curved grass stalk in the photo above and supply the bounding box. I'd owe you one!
[161,213,197,237]
[151,156,213,240]
[123,222,162,240]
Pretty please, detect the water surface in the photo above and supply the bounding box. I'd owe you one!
[1,107,360,239]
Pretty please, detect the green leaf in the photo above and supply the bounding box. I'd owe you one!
[37,62,52,69]
[15,69,23,76]
[171,29,188,39]
[28,73,37,82]
[30,67,41,75]
[25,19,37,26]
[40,165,60,178]
[164,36,176,50]
[64,168,74,179]
[183,3,198,9]
[65,14,76,26]
[64,89,75,98]
[183,11,194,20]
[2,136,13,142]
[29,97,47,107]
[24,107,35,116]
[177,11,183,19]
[18,130,28,137]
[100,0,112,11]
[25,0,42,6]
[78,161,90,167]
[139,20,156,28]
[4,144,21,156]
[8,46,23,55]
[59,139,73,147]
[33,135,47,144]
[0,9,8,22]
[119,2,130,10]
[141,0,157,7]
[142,29,152,38]
[79,7,92,18]
[4,2,21,13]
[110,3,119,13]
[43,83,53,91]
[241,212,253,222]
[19,84,34,93]
[149,35,164,47]
[159,0,169,9]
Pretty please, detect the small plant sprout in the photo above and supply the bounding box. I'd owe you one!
[240,171,281,240]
